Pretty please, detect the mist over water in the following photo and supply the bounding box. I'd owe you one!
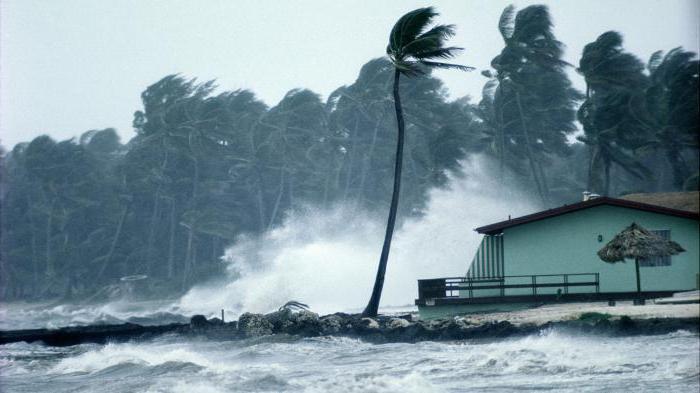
[0,156,535,329]
[177,157,536,318]
[2,157,698,393]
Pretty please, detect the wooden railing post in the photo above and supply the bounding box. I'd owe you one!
[595,273,600,293]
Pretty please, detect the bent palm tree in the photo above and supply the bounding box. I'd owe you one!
[362,7,472,317]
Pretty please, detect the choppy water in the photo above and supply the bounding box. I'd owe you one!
[2,159,698,392]
[1,329,698,392]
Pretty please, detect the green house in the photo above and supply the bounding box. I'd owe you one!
[416,194,700,319]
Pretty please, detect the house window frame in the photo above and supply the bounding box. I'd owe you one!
[639,229,672,267]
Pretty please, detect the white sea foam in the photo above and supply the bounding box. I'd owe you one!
[4,329,695,393]
[50,342,235,374]
[177,156,536,318]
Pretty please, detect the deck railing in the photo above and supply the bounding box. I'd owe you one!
[417,273,600,300]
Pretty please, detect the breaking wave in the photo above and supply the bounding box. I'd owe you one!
[176,157,536,318]
[2,329,697,392]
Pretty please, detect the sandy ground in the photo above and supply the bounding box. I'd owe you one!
[458,298,699,325]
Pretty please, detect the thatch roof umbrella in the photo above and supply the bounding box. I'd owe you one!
[598,222,685,294]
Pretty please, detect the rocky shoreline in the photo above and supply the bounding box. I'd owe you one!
[1,309,698,347]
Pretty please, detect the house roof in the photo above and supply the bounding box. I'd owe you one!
[620,191,699,213]
[475,196,700,235]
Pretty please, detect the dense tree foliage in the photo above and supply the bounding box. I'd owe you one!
[1,4,697,300]
[485,5,582,205]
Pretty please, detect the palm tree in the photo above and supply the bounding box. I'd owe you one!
[490,5,581,206]
[577,31,651,195]
[645,48,699,189]
[362,7,471,317]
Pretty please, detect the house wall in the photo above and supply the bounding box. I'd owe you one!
[502,205,699,294]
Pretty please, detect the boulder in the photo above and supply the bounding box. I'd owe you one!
[361,317,380,329]
[388,318,411,329]
[237,313,273,337]
[289,310,322,336]
[264,309,295,331]
[320,314,344,334]
[263,309,322,336]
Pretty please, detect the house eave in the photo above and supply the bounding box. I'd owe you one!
[475,197,700,234]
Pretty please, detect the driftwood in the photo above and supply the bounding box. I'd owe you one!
[1,311,697,347]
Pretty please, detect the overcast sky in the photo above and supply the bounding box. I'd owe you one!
[1,0,698,149]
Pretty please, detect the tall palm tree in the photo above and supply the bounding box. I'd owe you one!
[362,7,471,317]
[490,5,581,206]
[645,48,699,189]
[577,31,651,195]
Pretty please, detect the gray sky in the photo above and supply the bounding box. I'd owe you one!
[1,0,698,149]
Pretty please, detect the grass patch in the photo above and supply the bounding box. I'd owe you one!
[578,312,612,322]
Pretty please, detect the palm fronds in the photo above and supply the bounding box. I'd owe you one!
[598,222,685,263]
[387,7,472,76]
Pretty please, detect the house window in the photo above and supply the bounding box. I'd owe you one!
[639,229,672,267]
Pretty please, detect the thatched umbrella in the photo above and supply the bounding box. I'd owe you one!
[598,222,685,294]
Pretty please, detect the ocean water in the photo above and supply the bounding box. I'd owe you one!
[1,329,698,393]
[2,158,697,391]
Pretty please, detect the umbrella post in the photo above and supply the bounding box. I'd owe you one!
[634,257,645,305]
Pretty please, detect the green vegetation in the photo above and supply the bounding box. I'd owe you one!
[1,5,697,301]
[578,312,612,322]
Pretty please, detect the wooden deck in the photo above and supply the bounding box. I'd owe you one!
[415,274,678,307]
[415,290,679,306]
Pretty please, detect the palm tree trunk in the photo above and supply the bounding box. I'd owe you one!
[45,197,58,279]
[587,146,594,191]
[362,69,405,318]
[255,176,267,232]
[182,226,194,289]
[167,199,176,279]
[145,193,161,274]
[515,92,547,206]
[634,257,641,293]
[496,94,506,185]
[666,148,688,190]
[97,204,129,280]
[603,158,611,196]
[267,170,285,231]
[183,157,200,288]
[26,192,39,296]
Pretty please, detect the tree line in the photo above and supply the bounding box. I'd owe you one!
[1,5,697,300]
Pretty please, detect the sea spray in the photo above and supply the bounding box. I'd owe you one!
[177,157,536,318]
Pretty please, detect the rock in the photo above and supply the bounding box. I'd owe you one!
[320,315,344,334]
[426,319,450,330]
[289,310,322,336]
[264,309,295,331]
[388,318,411,329]
[395,313,414,322]
[237,313,273,337]
[619,315,634,330]
[263,309,322,336]
[361,318,380,329]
